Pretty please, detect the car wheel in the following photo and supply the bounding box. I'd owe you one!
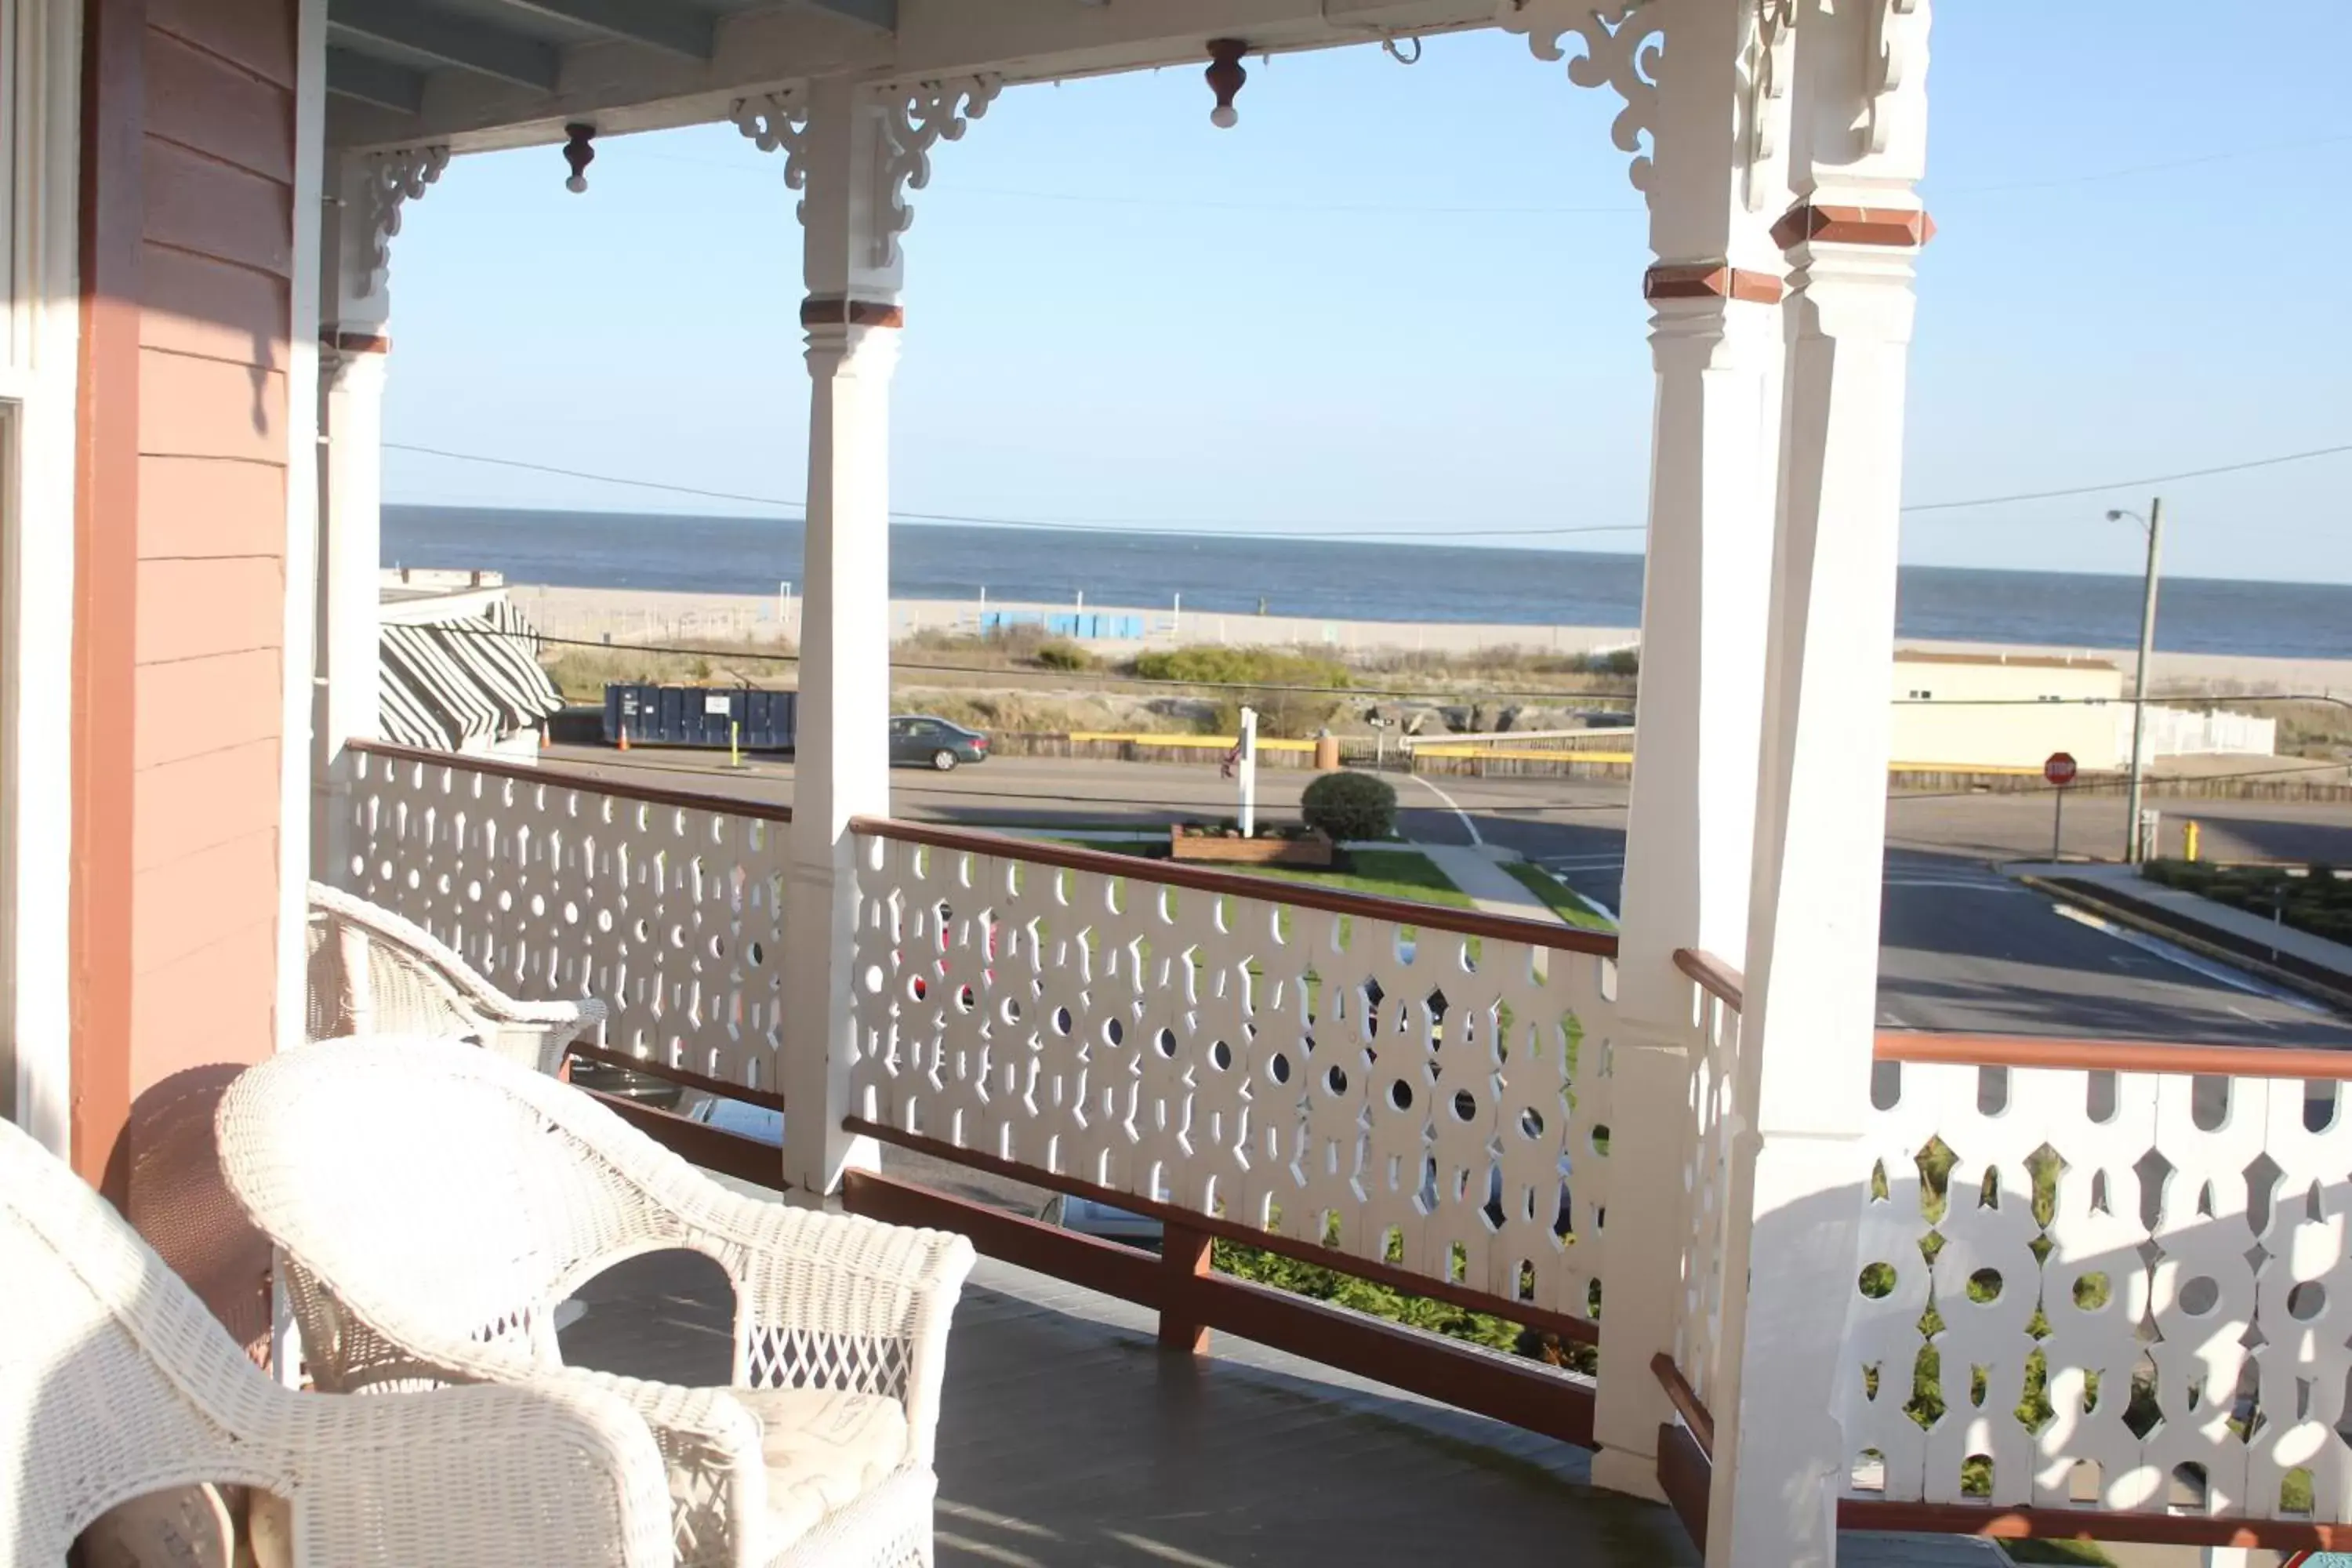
[931,749,959,772]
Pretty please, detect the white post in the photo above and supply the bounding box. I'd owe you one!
[316,147,444,870]
[775,73,994,1198]
[1237,706,1258,837]
[1569,0,1797,1503]
[1710,3,1936,1563]
[277,0,330,1389]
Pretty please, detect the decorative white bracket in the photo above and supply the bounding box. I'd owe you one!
[1740,0,1796,211]
[358,146,448,300]
[730,87,813,217]
[1499,1,1663,193]
[1864,0,1926,156]
[870,74,1000,268]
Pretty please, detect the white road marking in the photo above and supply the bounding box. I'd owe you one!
[1409,774,1483,847]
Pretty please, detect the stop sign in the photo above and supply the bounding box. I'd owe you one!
[2045,752,2078,787]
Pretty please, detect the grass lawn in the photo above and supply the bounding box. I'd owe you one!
[1239,848,1474,909]
[1499,861,1617,931]
[2002,1542,2112,1566]
[2143,856,2352,944]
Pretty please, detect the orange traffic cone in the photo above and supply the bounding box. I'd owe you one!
[618,724,630,753]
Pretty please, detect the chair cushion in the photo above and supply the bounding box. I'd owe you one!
[731,1386,909,1551]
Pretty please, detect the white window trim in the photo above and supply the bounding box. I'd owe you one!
[2,0,82,1155]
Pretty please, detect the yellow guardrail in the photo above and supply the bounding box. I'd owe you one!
[1409,746,1636,763]
[1065,732,2113,777]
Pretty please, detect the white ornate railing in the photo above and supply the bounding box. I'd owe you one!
[1669,950,1748,1425]
[844,818,1621,1329]
[1846,1039,2352,1525]
[336,743,789,1094]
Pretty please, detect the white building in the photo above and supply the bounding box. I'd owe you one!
[1889,650,2275,771]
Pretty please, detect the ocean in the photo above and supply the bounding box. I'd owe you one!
[384,505,2352,662]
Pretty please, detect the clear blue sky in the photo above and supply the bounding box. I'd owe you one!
[383,0,2352,583]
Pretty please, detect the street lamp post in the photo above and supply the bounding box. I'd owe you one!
[2107,498,2165,863]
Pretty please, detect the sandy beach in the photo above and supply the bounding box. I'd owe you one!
[504,583,2352,696]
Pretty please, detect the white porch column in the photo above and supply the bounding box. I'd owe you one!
[775,75,993,1197]
[1709,2,1935,1564]
[1581,0,1798,1501]
[314,148,444,862]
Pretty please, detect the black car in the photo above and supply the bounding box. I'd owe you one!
[889,715,989,771]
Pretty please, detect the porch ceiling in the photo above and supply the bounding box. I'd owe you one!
[324,0,1494,156]
[326,0,883,115]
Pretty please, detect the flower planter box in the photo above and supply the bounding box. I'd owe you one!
[1167,828,1335,867]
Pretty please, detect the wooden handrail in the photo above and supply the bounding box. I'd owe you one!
[1649,1352,1715,1460]
[844,1166,1598,1451]
[850,815,1622,959]
[1672,948,1744,1011]
[1873,1029,2352,1081]
[349,739,793,826]
[844,1116,1601,1348]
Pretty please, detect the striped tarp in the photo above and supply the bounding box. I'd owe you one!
[378,599,564,752]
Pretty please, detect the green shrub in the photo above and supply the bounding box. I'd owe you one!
[1130,646,1348,689]
[1301,771,1399,842]
[1032,640,1094,672]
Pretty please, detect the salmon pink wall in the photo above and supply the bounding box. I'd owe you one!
[74,0,296,1348]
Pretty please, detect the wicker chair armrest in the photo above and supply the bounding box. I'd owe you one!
[267,1378,675,1567]
[670,1181,975,1468]
[558,1367,771,1568]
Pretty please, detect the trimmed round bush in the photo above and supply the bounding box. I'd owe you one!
[1300,771,1397,843]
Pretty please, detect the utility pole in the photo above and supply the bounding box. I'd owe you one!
[2123,496,2165,862]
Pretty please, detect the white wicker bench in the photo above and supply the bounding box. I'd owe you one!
[0,1115,674,1568]
[217,1036,975,1568]
[307,880,604,1074]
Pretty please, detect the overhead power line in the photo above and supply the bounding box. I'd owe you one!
[387,436,2352,542]
[1896,441,2352,514]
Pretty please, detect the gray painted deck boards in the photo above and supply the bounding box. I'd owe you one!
[559,1240,2005,1567]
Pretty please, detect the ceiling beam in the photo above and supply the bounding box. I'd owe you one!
[326,46,425,114]
[797,0,893,30]
[483,0,712,60]
[333,0,561,90]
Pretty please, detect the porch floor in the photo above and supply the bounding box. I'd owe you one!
[557,1180,2008,1567]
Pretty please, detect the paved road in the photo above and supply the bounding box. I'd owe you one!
[538,745,2352,1047]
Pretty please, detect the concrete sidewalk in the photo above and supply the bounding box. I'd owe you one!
[2011,859,2352,990]
[1417,843,1571,925]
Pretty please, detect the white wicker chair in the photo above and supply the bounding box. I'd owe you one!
[216,1036,975,1568]
[0,1114,676,1568]
[307,880,605,1073]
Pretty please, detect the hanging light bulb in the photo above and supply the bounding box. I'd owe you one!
[1205,39,1247,129]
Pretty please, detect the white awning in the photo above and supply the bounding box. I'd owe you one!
[378,601,563,751]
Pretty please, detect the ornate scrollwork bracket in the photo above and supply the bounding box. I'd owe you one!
[1864,0,1926,156]
[730,87,813,217]
[1740,0,1796,211]
[358,146,448,299]
[869,74,1000,269]
[1498,1,1663,193]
